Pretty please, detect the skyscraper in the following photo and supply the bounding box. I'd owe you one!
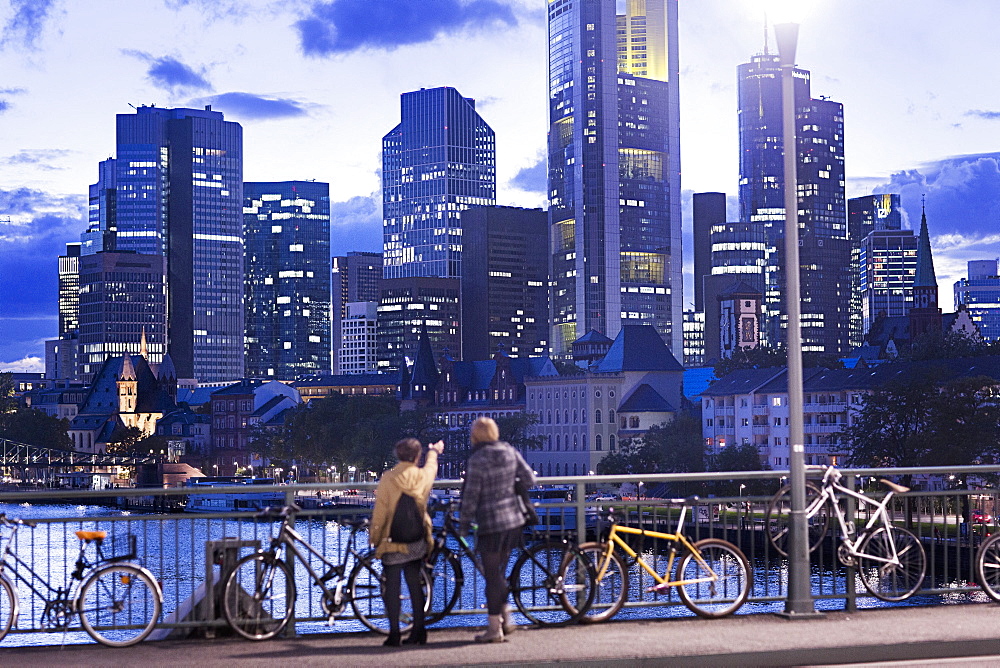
[460,206,549,361]
[547,0,682,357]
[244,181,331,380]
[738,53,850,354]
[85,105,244,382]
[850,195,912,340]
[331,251,382,372]
[382,87,496,280]
[77,251,167,384]
[955,259,1000,341]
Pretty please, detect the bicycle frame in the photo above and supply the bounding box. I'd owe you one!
[810,468,903,566]
[595,505,720,589]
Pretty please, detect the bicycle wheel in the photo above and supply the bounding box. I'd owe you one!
[349,554,428,634]
[976,532,1000,602]
[78,563,161,647]
[676,539,751,618]
[222,553,294,641]
[856,526,925,602]
[425,548,463,626]
[573,542,627,623]
[0,576,16,642]
[509,540,594,626]
[765,482,829,557]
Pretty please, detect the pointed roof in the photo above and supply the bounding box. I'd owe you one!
[595,325,683,373]
[914,202,937,288]
[140,328,148,358]
[574,329,613,345]
[618,384,675,413]
[720,280,761,298]
[409,323,439,388]
[157,352,176,381]
[120,354,136,381]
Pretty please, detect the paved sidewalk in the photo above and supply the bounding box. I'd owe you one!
[1,604,999,667]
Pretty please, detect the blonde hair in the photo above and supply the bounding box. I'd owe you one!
[470,416,500,445]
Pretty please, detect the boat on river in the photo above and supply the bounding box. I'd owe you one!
[184,477,284,513]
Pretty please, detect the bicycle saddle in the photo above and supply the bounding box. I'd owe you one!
[76,530,107,542]
[880,479,909,494]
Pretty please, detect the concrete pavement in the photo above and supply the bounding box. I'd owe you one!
[1,604,999,667]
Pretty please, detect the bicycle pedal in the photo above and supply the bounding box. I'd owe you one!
[646,583,670,594]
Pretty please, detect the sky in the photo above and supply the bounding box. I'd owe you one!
[2,0,1000,372]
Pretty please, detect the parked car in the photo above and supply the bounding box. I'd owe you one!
[971,509,992,524]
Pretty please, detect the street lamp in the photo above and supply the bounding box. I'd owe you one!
[774,15,817,618]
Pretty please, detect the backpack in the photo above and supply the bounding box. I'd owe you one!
[389,493,424,543]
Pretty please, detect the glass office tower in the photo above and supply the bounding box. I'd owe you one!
[86,105,244,382]
[548,0,682,357]
[382,87,496,280]
[244,181,331,380]
[955,259,1000,342]
[738,53,850,354]
[849,194,906,343]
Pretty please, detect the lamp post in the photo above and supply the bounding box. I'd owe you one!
[775,19,817,618]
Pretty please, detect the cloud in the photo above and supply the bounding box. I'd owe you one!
[1,149,73,169]
[295,0,517,56]
[0,188,85,362]
[191,92,310,120]
[0,87,26,113]
[123,50,213,93]
[0,0,59,50]
[966,110,1000,121]
[0,356,44,373]
[509,156,546,194]
[329,193,382,255]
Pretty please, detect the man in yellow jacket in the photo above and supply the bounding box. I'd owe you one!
[371,437,444,646]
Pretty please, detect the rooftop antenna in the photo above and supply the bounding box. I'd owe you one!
[128,102,136,109]
[763,11,769,55]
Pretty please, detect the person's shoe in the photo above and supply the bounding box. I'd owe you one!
[474,614,505,643]
[402,627,427,645]
[500,604,517,636]
[383,631,401,647]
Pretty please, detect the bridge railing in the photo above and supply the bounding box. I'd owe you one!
[0,464,996,642]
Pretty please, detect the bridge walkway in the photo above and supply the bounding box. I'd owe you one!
[2,603,999,667]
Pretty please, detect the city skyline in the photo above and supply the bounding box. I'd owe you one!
[3,0,1000,370]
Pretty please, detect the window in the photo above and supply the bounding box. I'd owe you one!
[629,416,640,428]
[774,417,781,426]
[706,418,714,426]
[609,435,616,452]
[620,417,627,429]
[609,410,615,424]
[595,409,602,423]
[595,434,602,451]
[772,397,782,407]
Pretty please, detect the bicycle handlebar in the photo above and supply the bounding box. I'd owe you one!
[0,513,37,529]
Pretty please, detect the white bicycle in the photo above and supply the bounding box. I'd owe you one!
[765,466,926,601]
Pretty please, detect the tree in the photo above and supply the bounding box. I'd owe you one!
[0,408,72,449]
[711,442,770,496]
[0,372,16,415]
[106,426,145,455]
[922,375,1000,466]
[712,346,841,379]
[596,412,704,476]
[496,412,544,452]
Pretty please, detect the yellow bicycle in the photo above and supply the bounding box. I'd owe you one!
[566,496,751,621]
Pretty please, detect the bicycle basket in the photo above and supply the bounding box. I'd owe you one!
[98,533,137,562]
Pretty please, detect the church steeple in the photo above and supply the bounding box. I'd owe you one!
[910,197,942,340]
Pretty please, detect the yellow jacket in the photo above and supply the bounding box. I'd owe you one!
[370,450,438,558]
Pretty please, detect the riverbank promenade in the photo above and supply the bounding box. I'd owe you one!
[2,604,999,667]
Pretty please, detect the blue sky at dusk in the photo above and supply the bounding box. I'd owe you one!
[2,0,1000,371]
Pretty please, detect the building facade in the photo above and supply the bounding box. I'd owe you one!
[382,87,495,280]
[244,181,331,380]
[338,301,379,374]
[376,277,461,371]
[955,259,1000,342]
[547,0,682,357]
[850,194,907,344]
[460,206,549,361]
[332,252,382,372]
[76,251,168,384]
[738,53,850,354]
[83,105,244,382]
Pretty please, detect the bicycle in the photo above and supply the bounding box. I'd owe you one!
[975,529,1000,601]
[0,513,162,647]
[564,496,751,622]
[765,466,926,601]
[222,504,428,640]
[424,498,595,626]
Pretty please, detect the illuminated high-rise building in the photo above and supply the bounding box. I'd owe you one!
[84,105,244,382]
[332,251,382,372]
[547,0,682,357]
[382,87,495,280]
[850,194,909,342]
[244,181,331,380]
[738,52,850,354]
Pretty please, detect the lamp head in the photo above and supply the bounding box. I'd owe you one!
[774,22,799,67]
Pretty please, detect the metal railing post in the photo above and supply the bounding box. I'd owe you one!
[575,481,587,544]
[284,486,298,637]
[844,474,857,613]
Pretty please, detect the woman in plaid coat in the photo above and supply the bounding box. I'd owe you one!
[459,416,536,642]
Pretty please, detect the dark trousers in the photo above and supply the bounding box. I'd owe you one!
[382,559,425,633]
[479,548,512,615]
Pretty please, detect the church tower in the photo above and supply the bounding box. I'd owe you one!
[909,201,942,340]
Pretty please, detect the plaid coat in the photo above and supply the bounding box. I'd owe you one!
[459,441,536,536]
